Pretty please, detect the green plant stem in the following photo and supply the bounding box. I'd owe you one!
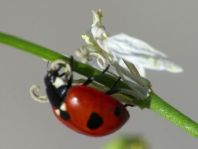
[149,92,198,137]
[0,32,198,137]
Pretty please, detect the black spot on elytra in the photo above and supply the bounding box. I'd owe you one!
[60,110,70,121]
[114,106,121,117]
[87,112,103,130]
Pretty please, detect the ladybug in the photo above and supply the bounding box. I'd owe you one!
[44,57,129,136]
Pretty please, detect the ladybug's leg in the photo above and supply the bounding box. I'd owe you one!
[105,88,120,95]
[106,77,121,95]
[83,65,110,86]
[124,104,134,107]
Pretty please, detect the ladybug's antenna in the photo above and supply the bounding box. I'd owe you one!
[46,61,50,72]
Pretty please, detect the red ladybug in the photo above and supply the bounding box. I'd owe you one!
[44,58,129,136]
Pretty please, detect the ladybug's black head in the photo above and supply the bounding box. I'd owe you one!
[44,69,59,87]
[44,59,73,108]
[44,68,68,108]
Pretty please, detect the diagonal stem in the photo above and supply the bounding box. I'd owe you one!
[0,32,197,137]
[149,92,198,137]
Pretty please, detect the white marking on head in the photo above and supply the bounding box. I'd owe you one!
[52,77,65,88]
[60,103,67,111]
[55,109,60,116]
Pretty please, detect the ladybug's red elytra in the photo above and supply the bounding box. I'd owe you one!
[44,57,129,136]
